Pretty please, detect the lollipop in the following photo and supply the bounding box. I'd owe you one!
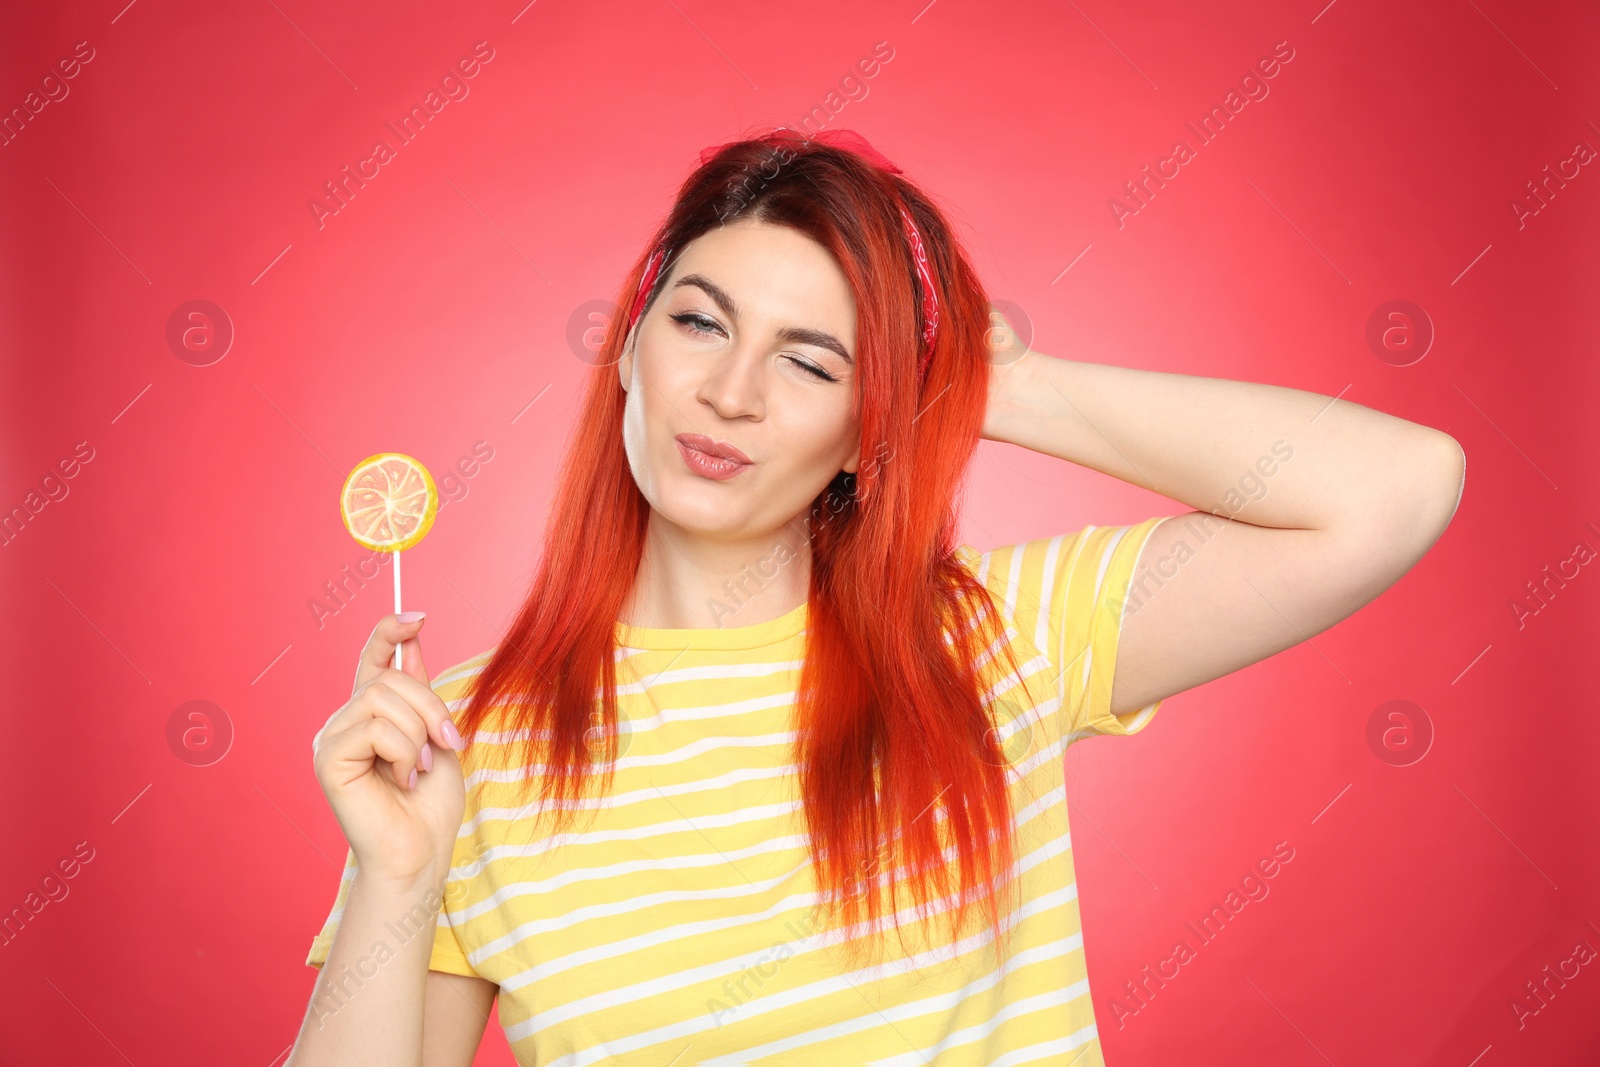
[339,453,439,669]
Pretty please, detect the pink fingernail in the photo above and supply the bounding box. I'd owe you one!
[408,767,418,790]
[420,741,433,772]
[397,611,426,623]
[441,719,466,751]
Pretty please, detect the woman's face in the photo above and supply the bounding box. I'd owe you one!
[618,218,861,540]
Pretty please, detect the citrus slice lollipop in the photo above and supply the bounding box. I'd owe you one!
[341,453,438,673]
[340,452,439,552]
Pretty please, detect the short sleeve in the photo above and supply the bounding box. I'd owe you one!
[963,516,1173,740]
[303,652,496,979]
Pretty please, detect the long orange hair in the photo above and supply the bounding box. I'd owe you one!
[456,127,1043,970]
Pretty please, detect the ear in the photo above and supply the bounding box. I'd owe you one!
[617,323,636,393]
[842,437,861,475]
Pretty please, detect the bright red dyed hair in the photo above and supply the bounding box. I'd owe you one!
[455,127,1044,970]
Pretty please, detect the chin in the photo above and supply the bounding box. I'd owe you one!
[650,480,752,535]
[659,506,749,539]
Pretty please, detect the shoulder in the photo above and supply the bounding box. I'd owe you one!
[957,520,1168,604]
[430,647,530,760]
[952,519,1171,672]
[430,647,497,708]
[953,528,1090,623]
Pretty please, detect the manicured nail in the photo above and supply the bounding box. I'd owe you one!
[441,719,466,751]
[408,767,418,790]
[396,611,426,623]
[419,741,433,772]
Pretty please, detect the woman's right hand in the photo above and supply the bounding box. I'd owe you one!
[312,613,468,888]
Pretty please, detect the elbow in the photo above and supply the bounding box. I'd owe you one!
[1419,430,1466,537]
[1377,429,1465,553]
[1437,431,1466,527]
[1324,430,1463,595]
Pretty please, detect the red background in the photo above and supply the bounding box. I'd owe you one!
[3,1,1597,1064]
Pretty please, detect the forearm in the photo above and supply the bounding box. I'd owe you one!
[289,867,448,1067]
[986,353,1461,535]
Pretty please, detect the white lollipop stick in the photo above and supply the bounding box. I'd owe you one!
[392,549,403,670]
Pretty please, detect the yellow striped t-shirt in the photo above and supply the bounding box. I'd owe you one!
[307,517,1170,1065]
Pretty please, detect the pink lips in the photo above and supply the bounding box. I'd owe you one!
[676,433,751,464]
[675,433,752,480]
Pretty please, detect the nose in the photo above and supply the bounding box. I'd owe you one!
[694,342,767,422]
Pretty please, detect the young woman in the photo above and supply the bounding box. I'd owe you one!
[289,128,1464,1066]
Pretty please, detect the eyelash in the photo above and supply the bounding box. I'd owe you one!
[669,312,839,383]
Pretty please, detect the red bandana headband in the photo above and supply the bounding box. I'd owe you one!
[626,129,940,383]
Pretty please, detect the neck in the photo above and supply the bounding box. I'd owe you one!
[619,510,812,630]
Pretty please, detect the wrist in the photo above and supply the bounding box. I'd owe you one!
[352,861,451,904]
[984,348,1047,445]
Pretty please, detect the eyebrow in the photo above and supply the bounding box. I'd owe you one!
[672,272,853,365]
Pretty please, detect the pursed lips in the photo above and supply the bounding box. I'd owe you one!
[675,433,752,466]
